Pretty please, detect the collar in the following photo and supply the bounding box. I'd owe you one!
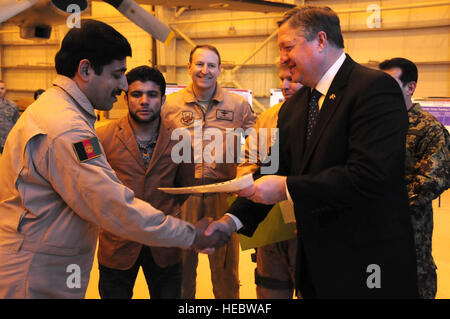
[125,112,160,142]
[53,75,97,120]
[408,102,422,113]
[183,82,225,104]
[314,52,346,96]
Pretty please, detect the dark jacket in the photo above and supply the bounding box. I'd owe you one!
[229,55,419,298]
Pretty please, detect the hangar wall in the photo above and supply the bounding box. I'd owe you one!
[0,0,448,116]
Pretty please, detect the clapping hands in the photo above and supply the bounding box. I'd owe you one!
[191,216,237,254]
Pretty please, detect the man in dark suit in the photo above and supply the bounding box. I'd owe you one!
[205,6,419,298]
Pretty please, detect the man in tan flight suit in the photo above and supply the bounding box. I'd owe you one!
[0,20,227,299]
[161,45,256,298]
[237,63,303,299]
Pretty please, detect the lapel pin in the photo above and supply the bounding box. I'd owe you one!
[329,94,336,100]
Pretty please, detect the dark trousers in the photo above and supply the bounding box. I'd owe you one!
[296,241,316,299]
[98,246,182,299]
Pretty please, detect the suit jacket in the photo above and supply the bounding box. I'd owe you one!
[229,55,419,298]
[96,115,184,269]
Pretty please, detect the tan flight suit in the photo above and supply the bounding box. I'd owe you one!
[0,75,196,299]
[237,101,298,299]
[161,83,256,299]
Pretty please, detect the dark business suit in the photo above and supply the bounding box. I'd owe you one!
[228,55,419,298]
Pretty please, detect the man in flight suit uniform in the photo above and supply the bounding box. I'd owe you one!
[237,63,303,299]
[160,45,256,298]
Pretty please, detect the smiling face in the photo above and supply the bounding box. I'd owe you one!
[278,23,323,88]
[126,80,164,123]
[188,47,221,92]
[86,59,128,111]
[279,67,303,99]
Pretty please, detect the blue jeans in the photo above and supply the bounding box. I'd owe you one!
[98,246,182,299]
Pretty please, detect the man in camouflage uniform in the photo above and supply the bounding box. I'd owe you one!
[0,80,20,154]
[380,57,450,299]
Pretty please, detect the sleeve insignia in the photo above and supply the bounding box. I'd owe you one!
[73,136,103,163]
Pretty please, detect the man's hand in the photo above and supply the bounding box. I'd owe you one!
[191,217,230,254]
[237,175,287,205]
[204,215,237,238]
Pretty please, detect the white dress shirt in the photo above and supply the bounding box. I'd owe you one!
[285,52,346,203]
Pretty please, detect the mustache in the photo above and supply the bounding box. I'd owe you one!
[112,89,123,96]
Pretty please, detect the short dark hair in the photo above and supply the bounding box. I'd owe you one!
[278,6,344,49]
[379,58,418,86]
[34,89,45,100]
[189,45,221,66]
[55,19,132,78]
[126,66,166,96]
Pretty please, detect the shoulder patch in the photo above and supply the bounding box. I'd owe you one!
[180,111,194,125]
[73,137,103,163]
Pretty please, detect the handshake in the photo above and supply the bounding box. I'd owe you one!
[190,215,237,254]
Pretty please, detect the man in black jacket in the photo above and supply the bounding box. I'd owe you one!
[206,6,419,299]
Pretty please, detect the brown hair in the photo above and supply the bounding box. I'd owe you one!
[189,45,221,65]
[278,6,344,49]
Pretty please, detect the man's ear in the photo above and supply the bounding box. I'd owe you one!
[161,95,166,106]
[406,81,417,96]
[78,59,92,82]
[316,31,328,52]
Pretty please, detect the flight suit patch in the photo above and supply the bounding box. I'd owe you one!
[180,111,194,126]
[73,137,103,163]
[216,109,233,121]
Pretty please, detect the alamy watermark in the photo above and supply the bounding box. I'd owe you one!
[66,4,81,28]
[366,264,381,289]
[66,264,81,289]
[367,4,381,29]
[66,3,382,30]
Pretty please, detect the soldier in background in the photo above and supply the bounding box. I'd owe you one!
[0,80,19,154]
[380,57,450,299]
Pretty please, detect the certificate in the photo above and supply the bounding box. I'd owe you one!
[157,174,254,194]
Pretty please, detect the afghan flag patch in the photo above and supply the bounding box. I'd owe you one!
[73,137,103,163]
